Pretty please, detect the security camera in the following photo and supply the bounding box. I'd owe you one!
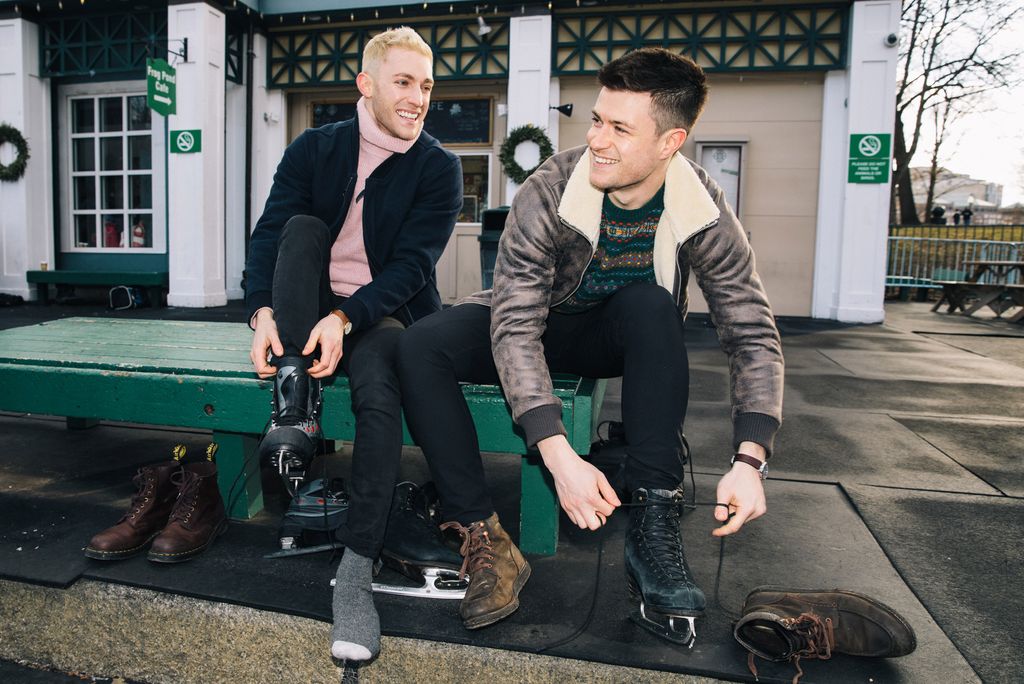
[884,33,899,48]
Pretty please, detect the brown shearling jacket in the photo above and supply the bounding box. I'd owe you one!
[461,146,784,456]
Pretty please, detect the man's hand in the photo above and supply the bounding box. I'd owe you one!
[303,312,347,378]
[250,308,284,378]
[538,434,621,530]
[713,443,767,537]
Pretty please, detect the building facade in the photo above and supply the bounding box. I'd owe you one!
[0,0,900,321]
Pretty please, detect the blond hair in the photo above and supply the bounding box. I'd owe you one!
[362,27,432,75]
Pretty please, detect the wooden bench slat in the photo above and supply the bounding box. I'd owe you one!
[26,270,169,286]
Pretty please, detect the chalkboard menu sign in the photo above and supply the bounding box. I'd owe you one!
[311,98,492,145]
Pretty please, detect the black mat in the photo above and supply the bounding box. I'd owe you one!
[846,485,1023,684]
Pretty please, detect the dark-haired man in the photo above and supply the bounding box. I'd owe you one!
[397,48,783,644]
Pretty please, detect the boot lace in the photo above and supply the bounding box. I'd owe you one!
[637,498,691,583]
[168,470,202,527]
[440,521,495,581]
[122,469,156,522]
[746,612,835,684]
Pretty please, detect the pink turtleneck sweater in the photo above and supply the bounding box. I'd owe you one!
[329,98,417,297]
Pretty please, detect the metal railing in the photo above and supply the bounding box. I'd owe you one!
[886,237,1023,289]
[890,224,1024,242]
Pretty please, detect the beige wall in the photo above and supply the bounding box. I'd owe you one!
[558,73,824,317]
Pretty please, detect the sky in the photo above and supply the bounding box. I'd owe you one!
[907,5,1024,207]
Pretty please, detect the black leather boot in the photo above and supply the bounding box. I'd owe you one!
[625,487,705,647]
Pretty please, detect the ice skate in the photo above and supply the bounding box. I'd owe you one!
[259,355,322,497]
[264,478,349,559]
[625,487,705,648]
[372,482,467,600]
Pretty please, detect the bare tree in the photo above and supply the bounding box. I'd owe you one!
[892,0,1023,224]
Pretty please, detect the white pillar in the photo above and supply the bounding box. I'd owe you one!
[250,32,287,237]
[225,78,246,300]
[504,14,552,203]
[166,3,227,307]
[812,0,900,323]
[0,19,53,300]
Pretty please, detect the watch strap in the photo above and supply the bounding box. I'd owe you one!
[732,453,767,479]
[331,309,353,335]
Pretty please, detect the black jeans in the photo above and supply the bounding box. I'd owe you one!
[271,215,403,558]
[397,282,689,525]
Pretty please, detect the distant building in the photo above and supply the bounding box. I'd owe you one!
[910,167,1004,216]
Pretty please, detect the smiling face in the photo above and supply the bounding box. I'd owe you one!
[585,87,687,209]
[357,47,434,141]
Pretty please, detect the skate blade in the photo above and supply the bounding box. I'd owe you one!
[631,600,699,649]
[263,543,338,559]
[366,567,467,600]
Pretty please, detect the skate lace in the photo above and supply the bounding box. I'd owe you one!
[638,501,690,582]
[746,613,834,684]
[168,470,201,526]
[440,521,495,580]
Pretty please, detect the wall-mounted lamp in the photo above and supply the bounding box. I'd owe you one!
[476,15,492,36]
[550,103,574,118]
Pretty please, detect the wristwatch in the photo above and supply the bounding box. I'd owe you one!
[331,309,353,336]
[731,453,768,480]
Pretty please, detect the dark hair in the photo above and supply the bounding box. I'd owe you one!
[597,48,708,133]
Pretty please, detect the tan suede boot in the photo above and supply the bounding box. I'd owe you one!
[442,513,531,629]
[84,461,182,560]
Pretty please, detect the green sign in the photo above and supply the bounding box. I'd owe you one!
[848,133,891,184]
[146,58,176,116]
[170,129,202,154]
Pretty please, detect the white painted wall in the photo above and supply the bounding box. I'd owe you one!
[0,19,53,300]
[504,14,552,204]
[166,3,227,307]
[814,0,901,323]
[249,32,287,244]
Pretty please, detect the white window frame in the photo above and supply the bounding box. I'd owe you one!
[58,81,167,254]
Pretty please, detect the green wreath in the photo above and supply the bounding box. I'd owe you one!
[0,123,30,183]
[500,124,554,185]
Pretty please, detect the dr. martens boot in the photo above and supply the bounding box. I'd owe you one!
[148,460,228,563]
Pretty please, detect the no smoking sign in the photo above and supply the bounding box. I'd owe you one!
[848,133,891,184]
[170,129,202,154]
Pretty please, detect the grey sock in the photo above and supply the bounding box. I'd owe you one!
[330,550,379,662]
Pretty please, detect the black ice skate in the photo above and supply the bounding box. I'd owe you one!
[264,478,349,559]
[625,487,706,648]
[259,355,323,497]
[372,481,467,600]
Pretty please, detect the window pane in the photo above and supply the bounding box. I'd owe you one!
[128,96,151,131]
[73,139,95,172]
[129,135,151,169]
[72,99,94,133]
[129,215,152,248]
[102,215,124,248]
[74,177,96,209]
[130,175,152,209]
[100,137,123,171]
[100,97,122,132]
[75,214,97,247]
[458,154,490,223]
[102,176,123,209]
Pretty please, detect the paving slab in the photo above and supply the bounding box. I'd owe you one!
[845,485,1024,684]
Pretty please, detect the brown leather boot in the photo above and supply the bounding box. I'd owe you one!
[734,587,917,682]
[441,513,530,629]
[85,461,183,560]
[148,461,228,563]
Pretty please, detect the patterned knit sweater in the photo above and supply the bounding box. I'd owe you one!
[555,186,665,313]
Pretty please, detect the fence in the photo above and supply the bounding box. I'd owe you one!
[886,237,1023,291]
[890,224,1024,243]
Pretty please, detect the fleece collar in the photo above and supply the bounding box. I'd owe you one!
[557,149,721,289]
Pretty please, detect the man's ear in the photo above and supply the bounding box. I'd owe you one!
[661,128,687,159]
[356,71,374,98]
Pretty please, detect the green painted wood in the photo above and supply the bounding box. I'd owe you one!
[26,271,169,286]
[0,319,605,555]
[519,454,559,556]
[214,432,263,520]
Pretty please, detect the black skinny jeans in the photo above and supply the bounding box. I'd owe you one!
[271,215,403,558]
[397,282,689,525]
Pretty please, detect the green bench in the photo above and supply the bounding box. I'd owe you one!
[0,318,605,555]
[26,270,168,306]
